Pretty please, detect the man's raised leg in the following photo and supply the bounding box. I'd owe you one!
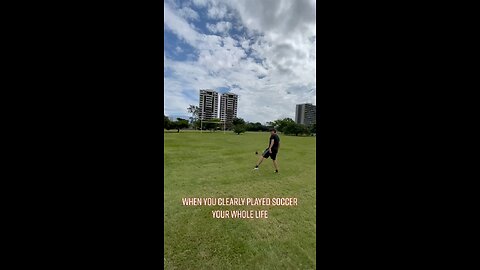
[254,156,265,169]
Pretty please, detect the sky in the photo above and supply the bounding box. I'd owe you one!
[164,0,316,123]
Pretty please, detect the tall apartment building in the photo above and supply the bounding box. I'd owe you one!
[295,103,316,125]
[219,93,238,127]
[199,89,219,121]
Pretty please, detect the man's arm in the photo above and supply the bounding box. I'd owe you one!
[269,139,274,153]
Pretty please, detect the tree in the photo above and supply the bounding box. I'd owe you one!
[283,122,298,135]
[244,122,269,132]
[204,118,221,131]
[231,117,247,134]
[233,124,246,135]
[232,117,246,126]
[272,118,295,132]
[167,118,189,132]
[300,124,311,136]
[174,118,189,132]
[192,119,201,130]
[283,122,310,136]
[168,121,177,131]
[187,105,200,128]
[164,115,171,130]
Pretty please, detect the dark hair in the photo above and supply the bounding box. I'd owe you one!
[270,128,276,133]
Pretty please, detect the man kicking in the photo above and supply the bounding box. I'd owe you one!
[254,128,280,173]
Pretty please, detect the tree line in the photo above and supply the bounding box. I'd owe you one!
[164,105,316,136]
[231,117,315,136]
[164,116,189,132]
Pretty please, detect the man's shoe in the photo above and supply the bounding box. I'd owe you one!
[253,167,259,170]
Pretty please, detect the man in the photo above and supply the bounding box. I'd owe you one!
[254,128,280,173]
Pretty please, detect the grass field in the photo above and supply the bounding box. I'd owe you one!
[164,131,316,269]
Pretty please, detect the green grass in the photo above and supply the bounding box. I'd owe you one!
[164,131,316,270]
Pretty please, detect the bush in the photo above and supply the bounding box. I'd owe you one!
[233,124,246,135]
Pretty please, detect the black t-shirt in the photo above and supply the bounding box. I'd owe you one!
[269,134,280,151]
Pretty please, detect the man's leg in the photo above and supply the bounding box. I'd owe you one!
[254,149,269,169]
[271,151,279,172]
[256,156,265,167]
[272,160,279,172]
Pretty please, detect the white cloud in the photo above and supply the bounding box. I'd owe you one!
[164,0,316,123]
[164,3,199,45]
[206,21,232,34]
[226,0,315,37]
[177,6,200,21]
[192,0,208,7]
[207,4,228,19]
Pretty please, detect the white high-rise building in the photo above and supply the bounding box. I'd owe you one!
[295,103,316,125]
[220,93,238,127]
[199,89,219,121]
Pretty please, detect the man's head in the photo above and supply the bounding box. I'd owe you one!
[270,128,277,135]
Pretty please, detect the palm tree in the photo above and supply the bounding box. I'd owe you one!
[187,105,200,128]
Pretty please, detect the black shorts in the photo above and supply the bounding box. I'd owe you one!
[262,148,278,160]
